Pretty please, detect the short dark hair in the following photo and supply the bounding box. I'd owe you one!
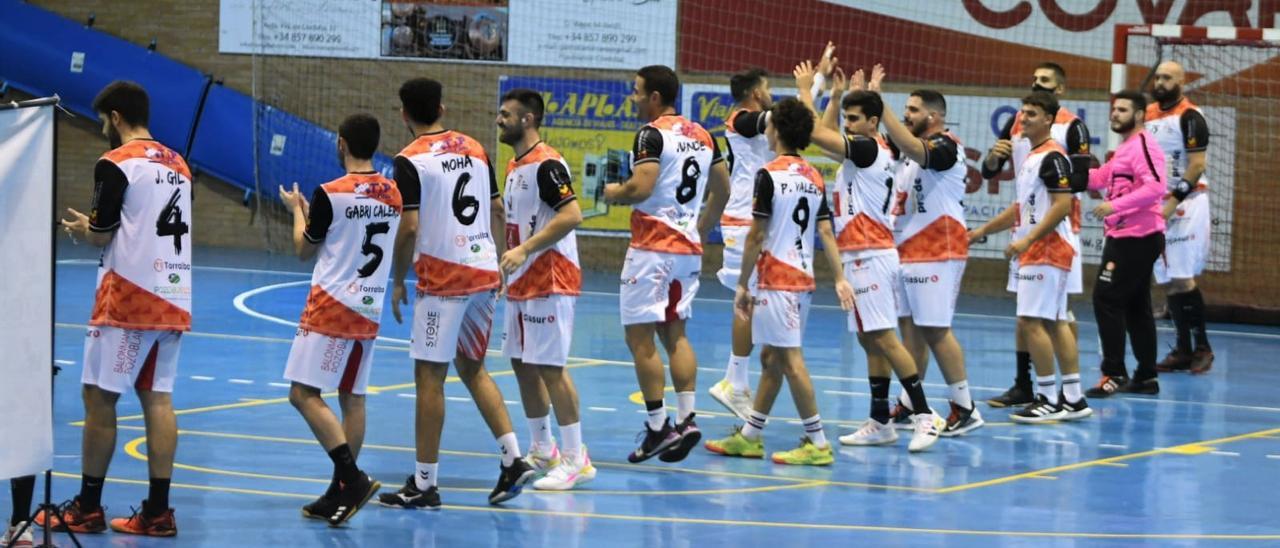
[730,68,768,103]
[339,113,380,160]
[771,97,814,151]
[636,65,679,107]
[399,78,443,126]
[841,90,884,121]
[500,88,545,128]
[1036,62,1067,86]
[1113,89,1148,113]
[1021,91,1060,119]
[911,89,947,116]
[92,80,149,128]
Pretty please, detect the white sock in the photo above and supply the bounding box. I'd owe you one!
[560,421,582,456]
[414,461,438,490]
[948,380,973,410]
[741,409,768,439]
[497,432,521,466]
[676,391,696,423]
[527,415,553,448]
[1062,373,1082,403]
[726,354,750,392]
[1036,374,1059,405]
[646,403,667,431]
[802,414,828,448]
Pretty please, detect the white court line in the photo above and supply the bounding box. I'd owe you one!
[446,396,471,403]
[1044,439,1076,446]
[1210,451,1240,457]
[824,390,870,397]
[190,375,215,381]
[55,359,75,365]
[397,393,416,399]
[993,436,1021,441]
[504,400,519,405]
[1099,444,1129,450]
[228,379,254,385]
[1266,455,1280,460]
[268,382,291,388]
[588,406,617,412]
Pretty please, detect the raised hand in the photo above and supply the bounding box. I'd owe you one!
[868,64,885,92]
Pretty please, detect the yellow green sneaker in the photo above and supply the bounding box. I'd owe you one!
[771,437,834,466]
[704,426,764,458]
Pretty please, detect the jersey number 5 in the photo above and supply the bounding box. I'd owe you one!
[357,222,390,278]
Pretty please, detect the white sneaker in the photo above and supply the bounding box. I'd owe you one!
[839,418,899,446]
[708,378,753,421]
[524,442,561,476]
[908,412,946,453]
[3,521,34,547]
[533,447,596,491]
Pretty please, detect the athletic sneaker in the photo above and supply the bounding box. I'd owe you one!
[33,496,106,533]
[704,426,765,458]
[771,437,834,466]
[1011,395,1066,424]
[660,414,702,463]
[708,379,753,421]
[108,502,177,537]
[907,412,946,453]
[1189,348,1214,375]
[327,472,381,527]
[489,459,536,505]
[376,475,441,509]
[525,442,561,477]
[1155,348,1192,372]
[3,521,34,547]
[301,492,337,520]
[941,401,985,437]
[1058,394,1093,421]
[986,383,1034,408]
[627,419,680,463]
[533,447,597,491]
[888,402,915,430]
[1119,376,1159,395]
[838,418,898,446]
[1084,375,1127,399]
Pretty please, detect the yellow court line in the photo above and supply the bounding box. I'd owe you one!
[44,470,1280,540]
[936,427,1280,494]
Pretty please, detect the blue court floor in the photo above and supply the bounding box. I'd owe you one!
[7,243,1280,547]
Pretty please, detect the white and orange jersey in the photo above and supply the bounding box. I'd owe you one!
[88,140,193,331]
[752,155,832,292]
[298,173,402,340]
[503,141,581,301]
[630,114,725,255]
[722,108,773,228]
[891,132,969,263]
[395,130,501,296]
[831,133,897,261]
[1013,140,1075,271]
[1005,107,1091,246]
[1145,97,1211,190]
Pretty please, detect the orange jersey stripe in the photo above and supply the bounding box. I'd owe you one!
[629,210,702,255]
[299,285,381,340]
[1019,231,1074,270]
[836,213,895,252]
[506,250,582,300]
[103,140,192,180]
[897,216,969,263]
[757,251,815,292]
[414,254,500,296]
[720,215,753,227]
[398,131,489,163]
[90,270,191,331]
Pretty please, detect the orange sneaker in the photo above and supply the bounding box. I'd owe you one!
[32,497,106,534]
[109,503,177,537]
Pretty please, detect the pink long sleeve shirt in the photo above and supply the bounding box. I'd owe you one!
[1088,129,1167,238]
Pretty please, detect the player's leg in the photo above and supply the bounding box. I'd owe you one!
[511,357,558,472]
[771,347,834,466]
[1088,237,1135,397]
[706,346,781,459]
[530,365,595,491]
[1118,233,1166,395]
[712,225,754,419]
[620,249,681,463]
[5,475,37,546]
[840,332,900,447]
[1010,317,1065,423]
[656,317,701,463]
[991,259,1035,408]
[1051,317,1091,420]
[112,330,184,537]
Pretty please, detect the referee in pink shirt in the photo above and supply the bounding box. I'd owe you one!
[1078,90,1168,398]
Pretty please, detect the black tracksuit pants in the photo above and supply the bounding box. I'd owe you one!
[1093,232,1165,379]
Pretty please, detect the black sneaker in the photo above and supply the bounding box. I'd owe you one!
[1084,375,1127,399]
[1058,392,1093,421]
[376,475,441,510]
[659,413,702,463]
[1119,376,1159,395]
[301,495,336,521]
[489,459,536,505]
[627,419,681,463]
[941,401,985,437]
[986,383,1034,408]
[327,472,381,527]
[888,403,915,430]
[1010,394,1065,424]
[1155,347,1192,373]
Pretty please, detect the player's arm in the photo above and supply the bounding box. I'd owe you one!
[280,183,323,261]
[501,161,583,274]
[1064,119,1094,192]
[63,160,127,247]
[1010,154,1073,257]
[816,194,854,311]
[603,126,661,205]
[698,140,730,242]
[1105,137,1166,217]
[968,201,1018,244]
[733,170,772,320]
[796,61,846,162]
[981,116,1015,178]
[389,156,420,323]
[1170,109,1210,203]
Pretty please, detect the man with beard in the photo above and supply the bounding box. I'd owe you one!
[1146,61,1215,375]
[494,88,596,490]
[981,62,1093,408]
[1081,90,1168,397]
[603,65,730,464]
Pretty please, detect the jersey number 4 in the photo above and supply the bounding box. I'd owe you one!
[155,188,189,254]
